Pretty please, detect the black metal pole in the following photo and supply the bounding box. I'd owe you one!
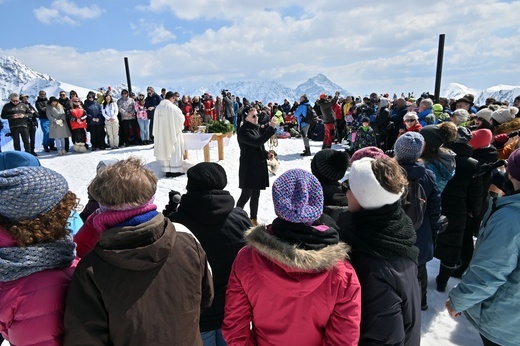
[434,34,445,102]
[124,57,132,95]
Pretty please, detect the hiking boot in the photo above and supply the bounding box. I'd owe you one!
[250,218,258,226]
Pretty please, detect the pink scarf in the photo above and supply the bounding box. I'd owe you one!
[74,202,157,258]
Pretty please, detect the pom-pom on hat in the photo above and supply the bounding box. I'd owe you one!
[311,149,349,183]
[394,132,425,162]
[349,157,403,210]
[491,108,515,124]
[0,151,41,170]
[272,169,323,224]
[507,148,520,181]
[0,166,68,221]
[350,146,388,165]
[186,162,227,192]
[469,129,493,149]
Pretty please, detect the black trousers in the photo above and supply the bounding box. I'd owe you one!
[417,264,428,306]
[28,125,37,152]
[236,188,261,219]
[120,119,140,145]
[89,125,106,149]
[10,127,30,152]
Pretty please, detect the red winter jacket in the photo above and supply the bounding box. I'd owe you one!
[69,107,88,130]
[222,225,361,346]
[0,228,74,346]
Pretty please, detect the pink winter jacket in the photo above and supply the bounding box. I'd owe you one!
[222,226,361,346]
[0,228,74,346]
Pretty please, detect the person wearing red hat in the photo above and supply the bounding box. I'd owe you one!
[317,91,340,149]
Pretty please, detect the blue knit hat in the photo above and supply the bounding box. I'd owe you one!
[0,167,69,221]
[394,132,425,162]
[272,169,323,224]
[0,151,41,170]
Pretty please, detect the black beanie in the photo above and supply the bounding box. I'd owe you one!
[420,125,445,150]
[186,162,227,192]
[311,149,349,183]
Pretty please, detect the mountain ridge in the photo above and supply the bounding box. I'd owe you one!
[0,55,518,107]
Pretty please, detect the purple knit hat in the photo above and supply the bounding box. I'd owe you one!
[350,146,388,166]
[272,169,323,224]
[507,148,520,181]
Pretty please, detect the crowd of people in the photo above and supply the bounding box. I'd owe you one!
[1,88,520,346]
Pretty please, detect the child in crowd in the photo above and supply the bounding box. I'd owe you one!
[352,117,376,151]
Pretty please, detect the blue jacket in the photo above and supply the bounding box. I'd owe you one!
[449,191,520,346]
[295,101,310,128]
[399,161,441,265]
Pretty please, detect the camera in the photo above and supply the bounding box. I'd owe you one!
[221,89,228,96]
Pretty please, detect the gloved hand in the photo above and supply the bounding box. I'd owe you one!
[162,190,182,216]
[493,133,509,150]
[56,119,64,127]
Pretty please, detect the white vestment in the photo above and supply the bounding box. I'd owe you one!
[153,99,185,173]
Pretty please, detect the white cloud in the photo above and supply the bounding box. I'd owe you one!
[34,0,103,25]
[10,0,520,95]
[131,20,176,45]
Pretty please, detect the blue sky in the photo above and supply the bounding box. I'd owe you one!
[1,0,519,96]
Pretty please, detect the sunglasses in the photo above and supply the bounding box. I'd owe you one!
[404,119,416,123]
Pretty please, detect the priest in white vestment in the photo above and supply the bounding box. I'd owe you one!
[153,91,185,177]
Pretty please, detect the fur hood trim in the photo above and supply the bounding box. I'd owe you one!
[245,225,349,271]
[494,117,520,135]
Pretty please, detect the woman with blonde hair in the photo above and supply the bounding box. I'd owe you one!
[46,96,72,155]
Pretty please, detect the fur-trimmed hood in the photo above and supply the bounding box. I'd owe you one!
[245,225,349,271]
[494,117,520,135]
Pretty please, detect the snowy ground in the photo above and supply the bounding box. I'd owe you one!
[1,133,481,346]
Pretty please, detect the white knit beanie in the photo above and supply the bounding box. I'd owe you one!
[349,157,403,210]
[491,108,515,124]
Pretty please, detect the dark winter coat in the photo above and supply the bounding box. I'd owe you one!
[467,146,499,236]
[435,142,482,264]
[168,189,251,332]
[337,204,421,346]
[237,120,276,190]
[399,161,442,265]
[353,126,376,150]
[321,182,349,222]
[144,92,161,119]
[64,214,214,346]
[84,99,105,127]
[1,101,31,128]
[317,96,338,124]
[35,96,48,119]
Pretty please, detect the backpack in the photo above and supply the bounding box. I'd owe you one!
[305,105,319,126]
[403,179,427,230]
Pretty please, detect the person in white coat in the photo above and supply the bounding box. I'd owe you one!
[153,91,185,177]
[102,94,119,149]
